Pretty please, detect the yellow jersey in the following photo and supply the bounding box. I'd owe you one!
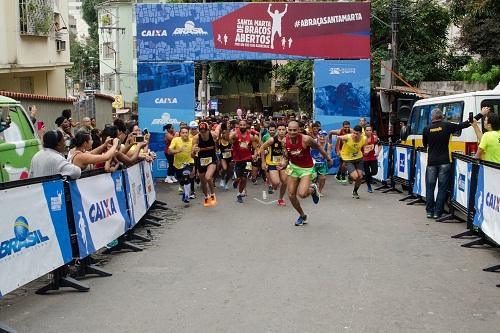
[341,134,366,161]
[169,137,194,169]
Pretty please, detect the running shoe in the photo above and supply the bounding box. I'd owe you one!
[165,176,173,184]
[204,197,211,207]
[277,199,286,206]
[224,184,229,191]
[268,185,274,194]
[219,179,225,188]
[318,192,324,197]
[295,216,304,226]
[252,178,258,185]
[426,212,433,219]
[367,186,373,193]
[302,215,308,224]
[178,186,183,193]
[189,193,196,199]
[232,179,239,189]
[336,177,342,184]
[210,194,217,206]
[352,190,360,199]
[341,178,348,185]
[236,195,244,203]
[311,183,320,204]
[182,194,190,203]
[171,176,178,183]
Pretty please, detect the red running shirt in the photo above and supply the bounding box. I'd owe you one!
[232,129,253,162]
[285,133,314,168]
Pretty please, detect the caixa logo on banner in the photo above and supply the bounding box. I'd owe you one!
[141,30,168,37]
[155,97,178,104]
[399,153,405,173]
[485,192,500,213]
[0,216,49,259]
[89,198,118,223]
[458,174,466,192]
[173,21,208,35]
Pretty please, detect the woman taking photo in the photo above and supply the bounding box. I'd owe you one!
[68,131,120,171]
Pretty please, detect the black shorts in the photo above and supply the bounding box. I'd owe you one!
[196,155,217,174]
[344,159,364,174]
[234,160,252,178]
[176,164,193,180]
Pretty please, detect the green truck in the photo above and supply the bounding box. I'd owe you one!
[0,95,41,183]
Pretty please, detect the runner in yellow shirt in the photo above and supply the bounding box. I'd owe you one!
[169,127,194,203]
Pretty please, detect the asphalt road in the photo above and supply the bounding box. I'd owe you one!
[2,178,500,333]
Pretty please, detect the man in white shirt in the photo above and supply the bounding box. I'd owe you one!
[30,130,81,179]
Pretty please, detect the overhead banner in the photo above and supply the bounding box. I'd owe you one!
[473,164,500,244]
[136,2,370,61]
[313,60,370,132]
[124,163,147,228]
[452,158,472,209]
[0,180,72,297]
[374,144,390,182]
[138,62,195,133]
[393,146,411,181]
[70,172,130,259]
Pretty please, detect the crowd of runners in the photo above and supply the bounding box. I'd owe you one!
[164,113,379,226]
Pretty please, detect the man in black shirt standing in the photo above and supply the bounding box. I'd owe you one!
[422,108,471,219]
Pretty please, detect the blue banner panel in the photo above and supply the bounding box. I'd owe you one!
[138,62,196,133]
[393,146,411,181]
[0,180,72,297]
[124,163,148,228]
[452,158,472,209]
[70,172,130,259]
[136,2,370,61]
[374,144,390,182]
[313,59,370,132]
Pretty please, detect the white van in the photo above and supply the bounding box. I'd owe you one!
[402,89,500,155]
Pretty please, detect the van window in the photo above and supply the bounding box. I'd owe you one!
[441,101,464,136]
[481,99,500,116]
[409,104,438,135]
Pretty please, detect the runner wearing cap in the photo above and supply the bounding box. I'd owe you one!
[192,122,221,206]
[259,123,288,206]
[311,130,332,196]
[282,121,332,226]
[230,119,260,203]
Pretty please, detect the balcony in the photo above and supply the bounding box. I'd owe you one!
[19,0,54,37]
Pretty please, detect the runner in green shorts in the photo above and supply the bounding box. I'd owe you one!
[311,130,332,196]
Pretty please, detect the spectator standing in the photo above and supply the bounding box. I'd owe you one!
[30,130,81,179]
[28,105,37,124]
[55,116,72,154]
[164,124,178,183]
[399,118,408,142]
[81,117,92,131]
[422,108,471,219]
[68,131,120,171]
[90,117,97,129]
[476,112,500,164]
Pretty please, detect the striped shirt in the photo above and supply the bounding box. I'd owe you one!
[29,148,81,179]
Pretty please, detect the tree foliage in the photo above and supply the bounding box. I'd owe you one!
[67,33,99,90]
[210,61,273,112]
[82,0,102,41]
[273,60,313,114]
[372,0,458,85]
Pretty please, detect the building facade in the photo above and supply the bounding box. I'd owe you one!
[68,0,89,40]
[0,0,72,98]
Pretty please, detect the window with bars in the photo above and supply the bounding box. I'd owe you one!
[102,42,114,59]
[102,74,115,92]
[19,0,54,36]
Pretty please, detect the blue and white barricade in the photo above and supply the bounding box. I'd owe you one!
[124,163,148,228]
[452,155,473,210]
[393,145,412,182]
[472,161,500,244]
[141,160,157,209]
[0,179,72,297]
[374,144,390,182]
[69,171,130,259]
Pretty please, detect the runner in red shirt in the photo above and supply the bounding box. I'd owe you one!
[229,119,259,203]
[281,121,332,226]
[362,125,380,193]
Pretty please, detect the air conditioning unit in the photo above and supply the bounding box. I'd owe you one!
[56,39,66,52]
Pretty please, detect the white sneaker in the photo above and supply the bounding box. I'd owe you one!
[171,176,178,183]
[165,176,173,184]
[219,179,225,187]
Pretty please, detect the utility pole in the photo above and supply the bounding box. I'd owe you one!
[390,0,399,88]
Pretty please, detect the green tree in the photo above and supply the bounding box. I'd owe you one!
[273,61,313,114]
[67,33,99,90]
[82,0,102,41]
[372,0,461,85]
[449,0,500,88]
[210,61,273,113]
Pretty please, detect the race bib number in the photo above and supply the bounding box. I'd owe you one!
[200,157,213,166]
[222,151,231,159]
[239,141,249,149]
[352,152,359,158]
[246,162,252,171]
[272,155,281,163]
[363,144,374,154]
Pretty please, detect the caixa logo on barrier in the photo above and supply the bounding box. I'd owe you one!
[485,192,500,213]
[173,21,208,35]
[458,174,466,192]
[399,153,405,173]
[89,198,117,223]
[141,30,168,37]
[0,216,49,260]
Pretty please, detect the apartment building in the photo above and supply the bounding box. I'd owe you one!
[0,0,72,97]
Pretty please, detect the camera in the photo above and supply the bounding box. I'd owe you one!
[135,136,145,143]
